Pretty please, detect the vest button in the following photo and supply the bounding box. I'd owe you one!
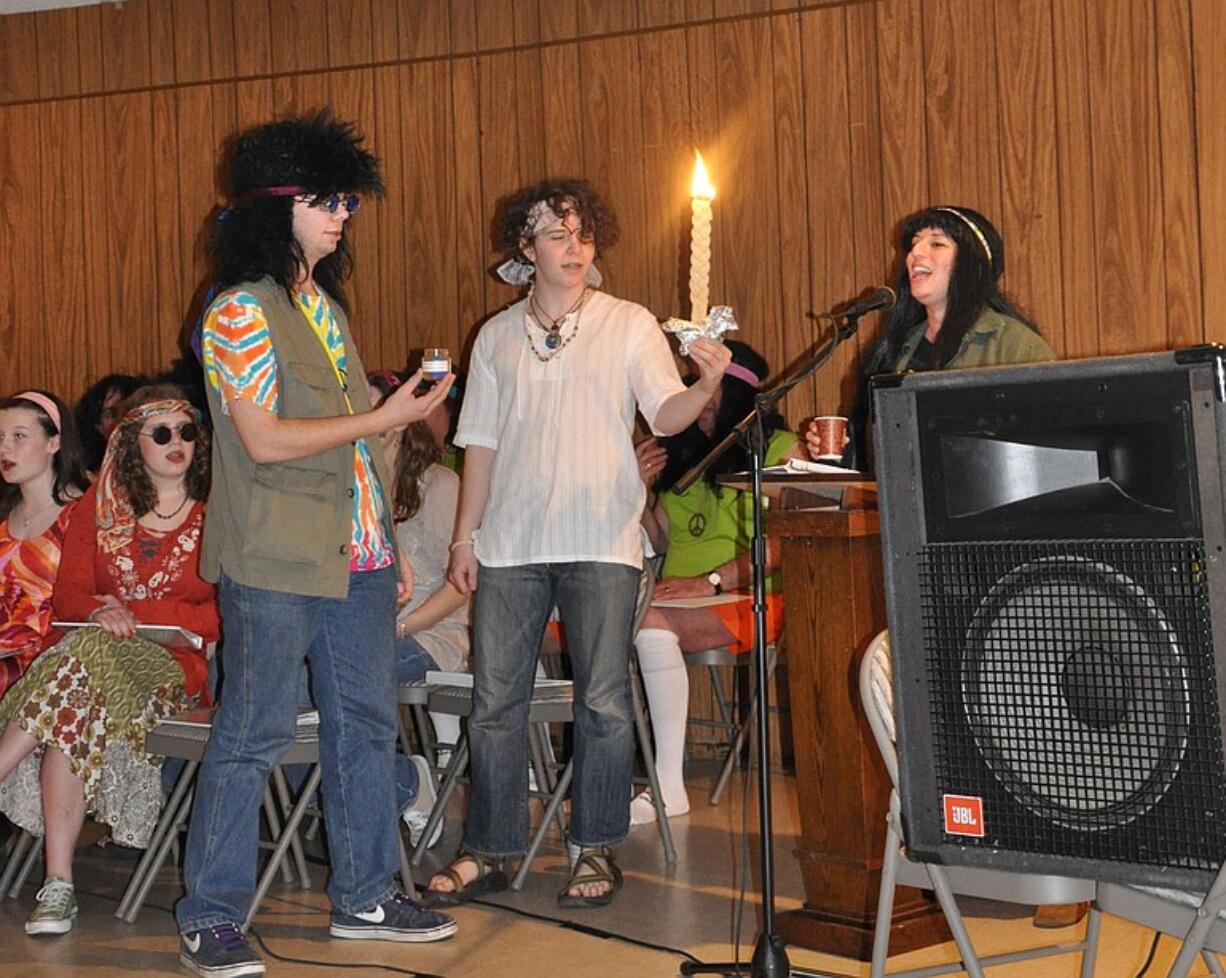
[346,488,355,498]
[339,544,349,556]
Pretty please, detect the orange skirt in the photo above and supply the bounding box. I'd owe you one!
[707,592,784,654]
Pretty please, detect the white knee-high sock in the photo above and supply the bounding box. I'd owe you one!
[635,628,690,808]
[428,711,461,757]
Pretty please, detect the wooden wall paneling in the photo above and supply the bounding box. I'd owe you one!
[37,100,87,398]
[841,1,888,405]
[396,0,450,59]
[328,69,380,357]
[578,0,639,36]
[372,64,407,370]
[638,0,691,29]
[368,0,400,62]
[0,104,44,389]
[921,0,1001,215]
[512,0,541,45]
[400,61,463,362]
[327,0,374,69]
[579,36,648,305]
[272,72,330,117]
[268,0,330,76]
[151,88,186,369]
[711,16,783,374]
[874,0,928,242]
[174,86,218,342]
[538,40,584,179]
[169,0,214,85]
[1192,0,1226,346]
[636,25,692,320]
[1051,0,1099,357]
[211,81,239,175]
[994,0,1064,352]
[512,31,545,183]
[476,51,525,311]
[474,0,516,50]
[0,13,39,104]
[99,1,152,93]
[234,76,275,129]
[75,4,104,94]
[795,5,854,421]
[146,0,178,88]
[449,0,479,56]
[1154,0,1204,349]
[204,0,238,82]
[104,93,159,375]
[539,0,579,42]
[1085,0,1164,355]
[228,0,273,79]
[450,57,488,356]
[79,96,112,383]
[34,7,80,101]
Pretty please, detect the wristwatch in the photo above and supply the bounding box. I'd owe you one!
[707,571,723,596]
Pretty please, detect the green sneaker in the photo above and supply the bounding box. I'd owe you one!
[25,876,77,935]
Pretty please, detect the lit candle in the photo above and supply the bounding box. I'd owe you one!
[689,151,716,323]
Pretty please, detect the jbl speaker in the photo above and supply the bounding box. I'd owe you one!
[872,346,1226,889]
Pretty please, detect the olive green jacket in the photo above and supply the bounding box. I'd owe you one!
[893,309,1056,371]
[200,276,397,599]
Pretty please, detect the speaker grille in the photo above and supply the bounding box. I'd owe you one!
[919,540,1226,872]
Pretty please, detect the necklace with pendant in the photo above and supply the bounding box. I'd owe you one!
[530,286,589,351]
[524,288,591,362]
[15,498,55,530]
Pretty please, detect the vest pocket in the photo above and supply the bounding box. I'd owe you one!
[241,462,336,564]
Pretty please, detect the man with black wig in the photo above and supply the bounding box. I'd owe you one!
[175,111,457,977]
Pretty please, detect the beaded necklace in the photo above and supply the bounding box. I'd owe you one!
[524,287,591,362]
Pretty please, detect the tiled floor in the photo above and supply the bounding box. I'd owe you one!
[0,762,1213,977]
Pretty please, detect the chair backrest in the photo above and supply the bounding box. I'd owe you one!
[858,630,899,789]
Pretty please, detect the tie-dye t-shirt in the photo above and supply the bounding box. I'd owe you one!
[201,289,393,573]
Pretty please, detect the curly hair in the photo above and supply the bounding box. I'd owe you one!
[492,178,619,272]
[110,384,211,518]
[212,109,384,313]
[0,390,89,520]
[73,373,147,473]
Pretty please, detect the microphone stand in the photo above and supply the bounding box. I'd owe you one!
[677,309,867,978]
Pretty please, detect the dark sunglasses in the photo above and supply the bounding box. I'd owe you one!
[316,193,361,215]
[140,422,198,446]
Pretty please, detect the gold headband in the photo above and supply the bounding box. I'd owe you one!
[936,207,992,264]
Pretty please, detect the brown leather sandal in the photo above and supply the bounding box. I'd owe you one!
[422,853,508,907]
[557,846,623,909]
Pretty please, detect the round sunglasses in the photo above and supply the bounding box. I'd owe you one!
[139,422,198,446]
[315,193,361,215]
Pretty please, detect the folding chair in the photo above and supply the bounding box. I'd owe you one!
[860,630,1100,978]
[0,828,41,898]
[1096,871,1226,976]
[683,641,778,805]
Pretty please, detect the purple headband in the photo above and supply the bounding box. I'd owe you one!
[229,184,307,208]
[725,363,761,388]
[14,391,61,432]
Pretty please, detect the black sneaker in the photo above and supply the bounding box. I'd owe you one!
[179,922,265,977]
[330,890,457,943]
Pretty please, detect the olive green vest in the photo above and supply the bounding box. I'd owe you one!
[200,276,396,599]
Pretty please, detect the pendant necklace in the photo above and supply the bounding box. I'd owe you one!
[15,498,55,530]
[530,286,589,351]
[524,287,591,362]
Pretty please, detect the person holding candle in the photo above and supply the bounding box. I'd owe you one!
[425,178,730,909]
[175,112,457,978]
[806,205,1053,468]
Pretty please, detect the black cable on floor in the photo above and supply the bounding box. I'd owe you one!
[1131,931,1162,978]
[248,926,445,977]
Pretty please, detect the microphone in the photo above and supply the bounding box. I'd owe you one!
[833,285,896,319]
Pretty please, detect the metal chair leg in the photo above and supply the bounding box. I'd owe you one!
[243,763,323,932]
[511,761,574,891]
[117,759,198,919]
[271,766,311,889]
[629,659,676,865]
[411,737,468,866]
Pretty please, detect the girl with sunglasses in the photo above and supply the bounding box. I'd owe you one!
[0,384,218,937]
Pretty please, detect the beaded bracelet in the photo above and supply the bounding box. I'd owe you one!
[448,539,475,553]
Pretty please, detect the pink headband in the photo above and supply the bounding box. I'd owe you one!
[725,363,761,388]
[14,391,61,432]
[229,184,307,208]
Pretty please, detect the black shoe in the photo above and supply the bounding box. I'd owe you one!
[330,890,457,943]
[179,923,265,977]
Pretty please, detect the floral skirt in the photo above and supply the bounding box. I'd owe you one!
[0,628,197,848]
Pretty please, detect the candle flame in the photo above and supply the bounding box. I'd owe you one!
[691,151,715,200]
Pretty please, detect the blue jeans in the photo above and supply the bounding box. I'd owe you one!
[177,568,401,930]
[464,561,639,857]
[396,633,439,684]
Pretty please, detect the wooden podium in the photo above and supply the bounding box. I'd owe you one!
[766,489,950,959]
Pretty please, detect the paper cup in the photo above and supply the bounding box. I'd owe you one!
[812,416,848,460]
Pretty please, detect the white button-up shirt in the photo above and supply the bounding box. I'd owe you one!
[455,290,686,568]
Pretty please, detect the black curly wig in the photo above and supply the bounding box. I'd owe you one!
[212,109,383,312]
[491,178,619,275]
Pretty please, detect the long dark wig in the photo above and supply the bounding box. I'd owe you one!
[212,109,383,313]
[73,373,147,474]
[0,390,89,521]
[656,341,786,495]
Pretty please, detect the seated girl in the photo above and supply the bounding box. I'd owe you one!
[632,341,805,824]
[0,391,88,702]
[0,385,218,935]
